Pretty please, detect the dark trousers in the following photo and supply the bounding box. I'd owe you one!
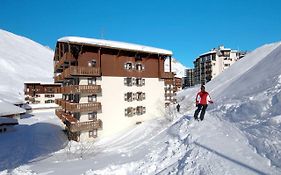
[194,104,208,121]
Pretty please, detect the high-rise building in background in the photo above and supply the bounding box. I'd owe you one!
[193,45,246,85]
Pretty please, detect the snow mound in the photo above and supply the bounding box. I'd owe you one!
[0,29,54,104]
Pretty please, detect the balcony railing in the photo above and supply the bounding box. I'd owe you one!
[56,111,102,132]
[61,85,102,94]
[68,119,103,132]
[62,101,102,113]
[55,109,65,122]
[55,98,63,106]
[161,72,174,79]
[54,52,74,71]
[54,66,101,83]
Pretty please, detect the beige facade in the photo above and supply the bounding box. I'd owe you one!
[194,45,245,85]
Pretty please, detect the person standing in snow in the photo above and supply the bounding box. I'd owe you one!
[176,103,180,112]
[194,85,213,121]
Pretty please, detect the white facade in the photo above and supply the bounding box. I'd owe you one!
[26,93,62,104]
[77,77,165,141]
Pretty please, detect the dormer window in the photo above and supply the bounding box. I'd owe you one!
[124,62,134,70]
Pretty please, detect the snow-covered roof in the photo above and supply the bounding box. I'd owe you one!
[0,101,26,117]
[58,36,173,56]
[0,117,18,125]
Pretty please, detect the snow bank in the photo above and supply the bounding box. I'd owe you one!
[0,29,54,104]
[0,101,25,117]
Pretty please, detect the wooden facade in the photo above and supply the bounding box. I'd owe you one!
[54,37,174,141]
[24,83,61,105]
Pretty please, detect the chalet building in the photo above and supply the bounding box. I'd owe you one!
[24,83,62,105]
[53,37,174,141]
[194,45,245,85]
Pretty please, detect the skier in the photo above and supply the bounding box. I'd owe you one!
[176,103,180,112]
[194,85,213,121]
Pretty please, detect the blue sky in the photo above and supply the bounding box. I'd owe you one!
[1,0,281,67]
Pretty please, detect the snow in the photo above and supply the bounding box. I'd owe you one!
[0,101,26,117]
[1,30,281,175]
[0,29,54,104]
[58,36,173,55]
[165,57,187,78]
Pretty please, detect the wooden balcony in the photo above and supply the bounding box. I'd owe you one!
[55,109,65,122]
[64,66,101,77]
[67,119,103,132]
[61,85,101,94]
[54,52,74,71]
[54,66,101,83]
[161,72,174,79]
[55,98,63,106]
[56,111,103,132]
[62,101,102,113]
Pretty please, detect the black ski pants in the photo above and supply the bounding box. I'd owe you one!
[194,104,208,121]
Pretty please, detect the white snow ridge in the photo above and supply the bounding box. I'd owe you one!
[0,29,281,175]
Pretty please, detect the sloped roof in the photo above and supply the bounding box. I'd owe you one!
[58,36,173,56]
[0,101,26,117]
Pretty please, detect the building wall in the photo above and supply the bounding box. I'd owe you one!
[97,76,165,139]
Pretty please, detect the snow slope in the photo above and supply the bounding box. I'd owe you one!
[0,29,54,103]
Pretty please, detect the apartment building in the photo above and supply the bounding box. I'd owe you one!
[194,45,245,85]
[183,68,195,88]
[53,37,174,141]
[24,83,62,105]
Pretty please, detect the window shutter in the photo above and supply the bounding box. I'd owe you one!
[124,93,127,101]
[124,78,127,85]
[124,63,127,69]
[143,107,146,114]
[125,109,128,116]
[132,78,136,86]
[142,65,145,70]
[143,93,146,100]
[142,79,145,86]
[132,93,136,101]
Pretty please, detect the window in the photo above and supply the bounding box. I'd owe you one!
[136,92,145,101]
[88,112,97,120]
[125,107,136,117]
[89,130,97,138]
[88,95,97,102]
[35,94,40,97]
[124,62,134,70]
[124,77,134,86]
[45,94,54,98]
[136,78,145,86]
[135,63,144,71]
[124,92,134,102]
[88,59,97,67]
[45,100,54,104]
[88,78,96,85]
[136,106,146,115]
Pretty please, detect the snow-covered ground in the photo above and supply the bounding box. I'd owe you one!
[1,30,281,174]
[165,57,187,78]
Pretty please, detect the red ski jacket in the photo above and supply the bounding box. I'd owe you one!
[196,91,213,105]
